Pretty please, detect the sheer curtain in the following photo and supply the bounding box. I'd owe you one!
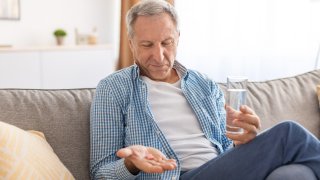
[175,0,320,82]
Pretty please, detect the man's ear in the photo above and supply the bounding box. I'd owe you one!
[176,31,180,46]
[128,39,134,51]
[128,39,136,62]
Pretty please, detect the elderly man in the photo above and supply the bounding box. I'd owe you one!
[90,0,320,179]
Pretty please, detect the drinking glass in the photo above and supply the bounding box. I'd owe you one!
[226,76,248,134]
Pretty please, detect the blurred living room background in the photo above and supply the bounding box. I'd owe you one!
[0,0,320,89]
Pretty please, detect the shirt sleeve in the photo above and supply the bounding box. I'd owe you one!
[211,81,233,151]
[90,79,138,180]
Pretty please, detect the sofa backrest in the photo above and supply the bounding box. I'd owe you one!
[219,69,320,138]
[0,89,94,180]
[0,70,319,179]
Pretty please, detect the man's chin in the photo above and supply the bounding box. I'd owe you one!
[149,73,169,81]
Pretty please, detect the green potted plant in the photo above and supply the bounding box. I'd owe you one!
[53,29,67,46]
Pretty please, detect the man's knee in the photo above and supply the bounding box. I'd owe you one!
[276,120,300,128]
[266,164,317,180]
[260,121,305,145]
[272,120,303,134]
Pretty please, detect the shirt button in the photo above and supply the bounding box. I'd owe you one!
[156,131,161,135]
[172,176,176,180]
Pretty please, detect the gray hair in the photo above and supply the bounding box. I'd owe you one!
[126,0,179,38]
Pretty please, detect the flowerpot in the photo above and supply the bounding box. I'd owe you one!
[56,36,65,46]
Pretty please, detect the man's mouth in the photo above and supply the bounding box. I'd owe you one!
[150,64,166,68]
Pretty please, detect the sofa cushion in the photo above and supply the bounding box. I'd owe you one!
[0,89,95,180]
[0,121,75,179]
[219,69,320,138]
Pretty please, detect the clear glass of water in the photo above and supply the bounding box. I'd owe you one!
[226,76,248,134]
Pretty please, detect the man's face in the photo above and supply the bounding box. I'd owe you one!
[129,13,179,82]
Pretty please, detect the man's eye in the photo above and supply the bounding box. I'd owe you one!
[141,44,152,48]
[162,40,174,46]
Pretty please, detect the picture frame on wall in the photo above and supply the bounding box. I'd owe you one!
[0,0,20,20]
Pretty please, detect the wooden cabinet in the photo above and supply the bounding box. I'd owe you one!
[0,45,115,89]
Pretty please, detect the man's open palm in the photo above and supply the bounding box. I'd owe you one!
[117,145,177,174]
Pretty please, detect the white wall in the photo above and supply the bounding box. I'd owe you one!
[0,0,120,50]
[176,0,320,82]
[3,0,320,83]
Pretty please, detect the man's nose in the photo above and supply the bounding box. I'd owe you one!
[152,44,165,63]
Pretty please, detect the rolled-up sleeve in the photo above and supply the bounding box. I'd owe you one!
[90,79,137,180]
[212,81,233,151]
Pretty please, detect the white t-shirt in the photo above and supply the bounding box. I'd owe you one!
[141,76,218,171]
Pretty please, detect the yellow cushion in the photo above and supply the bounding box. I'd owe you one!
[0,121,75,179]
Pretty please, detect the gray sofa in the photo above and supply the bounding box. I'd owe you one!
[0,69,319,180]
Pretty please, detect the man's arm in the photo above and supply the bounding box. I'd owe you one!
[90,80,176,179]
[90,79,135,179]
[211,81,234,150]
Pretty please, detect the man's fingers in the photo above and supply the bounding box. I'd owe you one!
[147,147,167,160]
[116,148,133,158]
[235,105,261,130]
[148,159,176,170]
[141,161,164,173]
[226,131,256,145]
[226,105,240,119]
[117,145,177,174]
[226,105,261,145]
[234,119,257,131]
[226,105,260,129]
[239,105,254,115]
[135,159,176,174]
[237,114,261,129]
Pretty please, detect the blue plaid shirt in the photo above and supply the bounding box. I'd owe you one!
[90,61,232,180]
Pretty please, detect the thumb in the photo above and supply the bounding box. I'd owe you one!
[116,148,133,158]
[226,105,239,115]
[226,105,235,113]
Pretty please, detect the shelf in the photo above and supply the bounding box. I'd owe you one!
[0,44,112,52]
[0,45,116,89]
